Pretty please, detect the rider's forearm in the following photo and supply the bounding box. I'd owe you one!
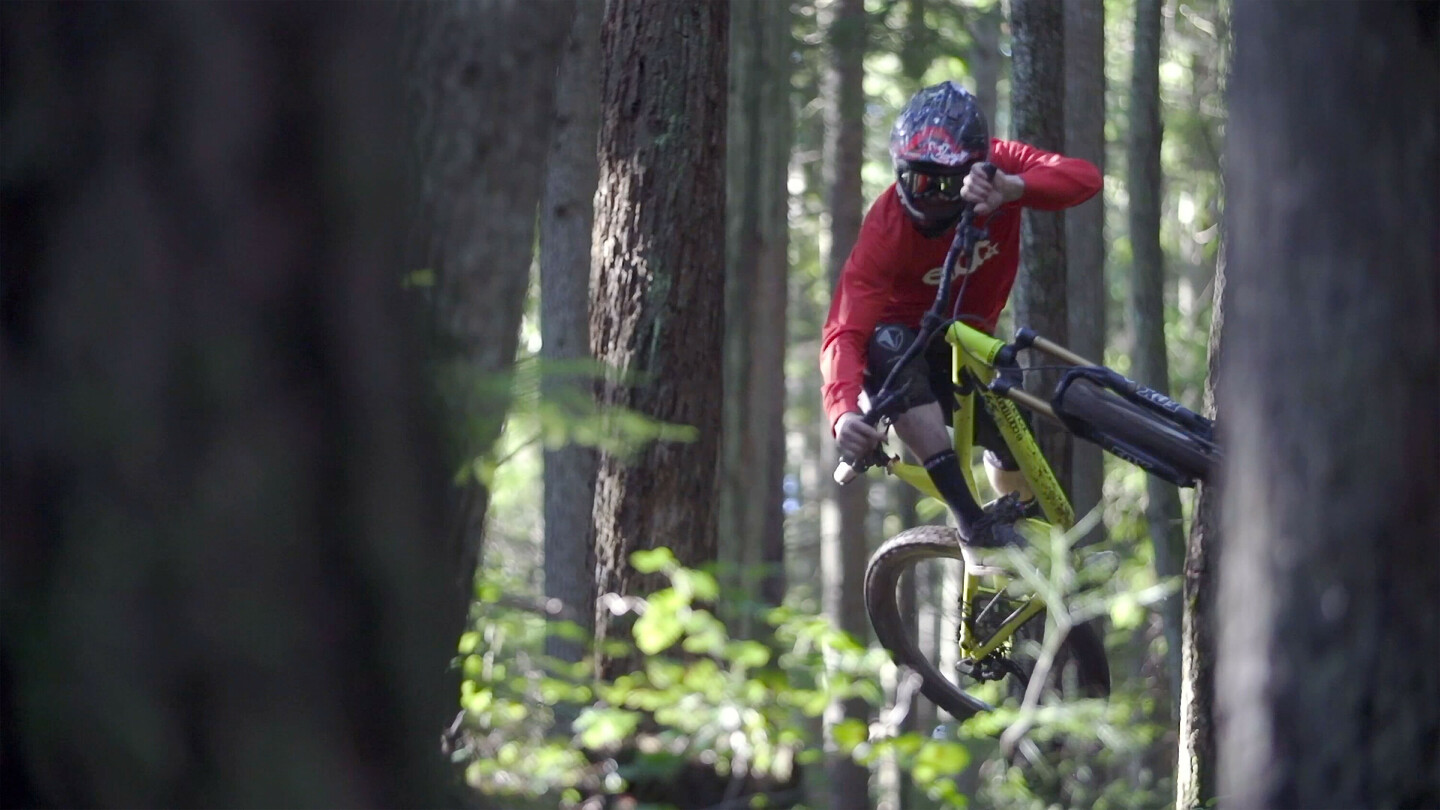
[1001,172,1025,204]
[1012,157,1101,210]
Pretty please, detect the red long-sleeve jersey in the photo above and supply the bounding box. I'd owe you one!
[821,138,1102,432]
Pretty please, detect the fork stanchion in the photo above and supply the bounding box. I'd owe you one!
[1013,327,1097,368]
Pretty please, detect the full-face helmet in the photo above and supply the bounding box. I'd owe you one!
[889,81,990,234]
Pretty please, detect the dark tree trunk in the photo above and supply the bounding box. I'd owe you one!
[1177,246,1224,809]
[405,0,577,603]
[589,0,729,681]
[1008,0,1070,487]
[1063,0,1106,542]
[821,0,872,806]
[720,0,793,633]
[1126,0,1185,716]
[1218,2,1440,806]
[541,0,601,666]
[1,4,459,806]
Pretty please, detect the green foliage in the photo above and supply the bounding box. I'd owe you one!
[453,553,1031,809]
[456,536,1189,810]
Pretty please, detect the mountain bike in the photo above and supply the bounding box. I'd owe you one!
[834,202,1222,726]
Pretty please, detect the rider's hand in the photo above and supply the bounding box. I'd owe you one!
[834,412,883,460]
[962,163,1024,216]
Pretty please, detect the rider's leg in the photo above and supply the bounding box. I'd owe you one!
[984,451,1034,502]
[891,402,985,531]
[865,324,986,534]
[973,405,1034,502]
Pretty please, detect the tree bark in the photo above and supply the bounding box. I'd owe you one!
[966,2,1004,130]
[590,0,730,681]
[1008,0,1070,487]
[1063,0,1106,542]
[405,0,577,604]
[821,0,872,806]
[720,0,793,633]
[1218,2,1440,806]
[1,4,459,806]
[1126,0,1185,717]
[541,0,602,665]
[1177,246,1224,809]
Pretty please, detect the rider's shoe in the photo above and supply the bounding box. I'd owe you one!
[958,493,1030,574]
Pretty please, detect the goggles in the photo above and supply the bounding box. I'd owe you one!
[899,169,967,202]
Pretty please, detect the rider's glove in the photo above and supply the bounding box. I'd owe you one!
[834,411,883,461]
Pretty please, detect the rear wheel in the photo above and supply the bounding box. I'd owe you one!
[864,525,1110,725]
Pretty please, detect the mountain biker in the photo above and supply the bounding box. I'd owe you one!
[822,80,1101,549]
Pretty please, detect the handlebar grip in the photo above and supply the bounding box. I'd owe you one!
[981,161,997,181]
[834,411,884,485]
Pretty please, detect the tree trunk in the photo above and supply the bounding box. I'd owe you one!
[821,0,872,806]
[1177,246,1224,809]
[1063,0,1106,543]
[405,0,577,604]
[0,4,459,806]
[1008,0,1070,487]
[966,2,1004,130]
[890,472,922,810]
[541,0,602,665]
[1126,0,1184,717]
[1218,3,1440,806]
[720,0,793,634]
[590,0,729,681]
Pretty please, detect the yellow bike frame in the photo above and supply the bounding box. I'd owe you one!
[881,320,1076,664]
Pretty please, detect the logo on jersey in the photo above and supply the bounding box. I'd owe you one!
[875,325,907,351]
[921,239,1001,285]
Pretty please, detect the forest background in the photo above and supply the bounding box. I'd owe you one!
[3,1,1435,810]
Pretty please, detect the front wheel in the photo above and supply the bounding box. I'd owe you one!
[864,525,1110,724]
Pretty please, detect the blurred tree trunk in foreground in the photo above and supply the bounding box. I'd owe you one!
[540,0,602,666]
[1008,0,1070,488]
[720,0,793,635]
[405,0,576,595]
[1126,0,1185,718]
[1,4,460,806]
[1064,0,1106,541]
[589,0,729,681]
[819,0,872,806]
[1218,2,1440,807]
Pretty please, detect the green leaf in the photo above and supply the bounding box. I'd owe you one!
[633,598,685,654]
[680,611,728,655]
[725,640,772,669]
[645,658,685,690]
[833,718,868,752]
[631,547,678,574]
[913,740,969,782]
[574,707,642,750]
[1110,592,1144,630]
[672,567,720,601]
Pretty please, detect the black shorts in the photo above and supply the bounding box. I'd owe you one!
[863,323,1022,470]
